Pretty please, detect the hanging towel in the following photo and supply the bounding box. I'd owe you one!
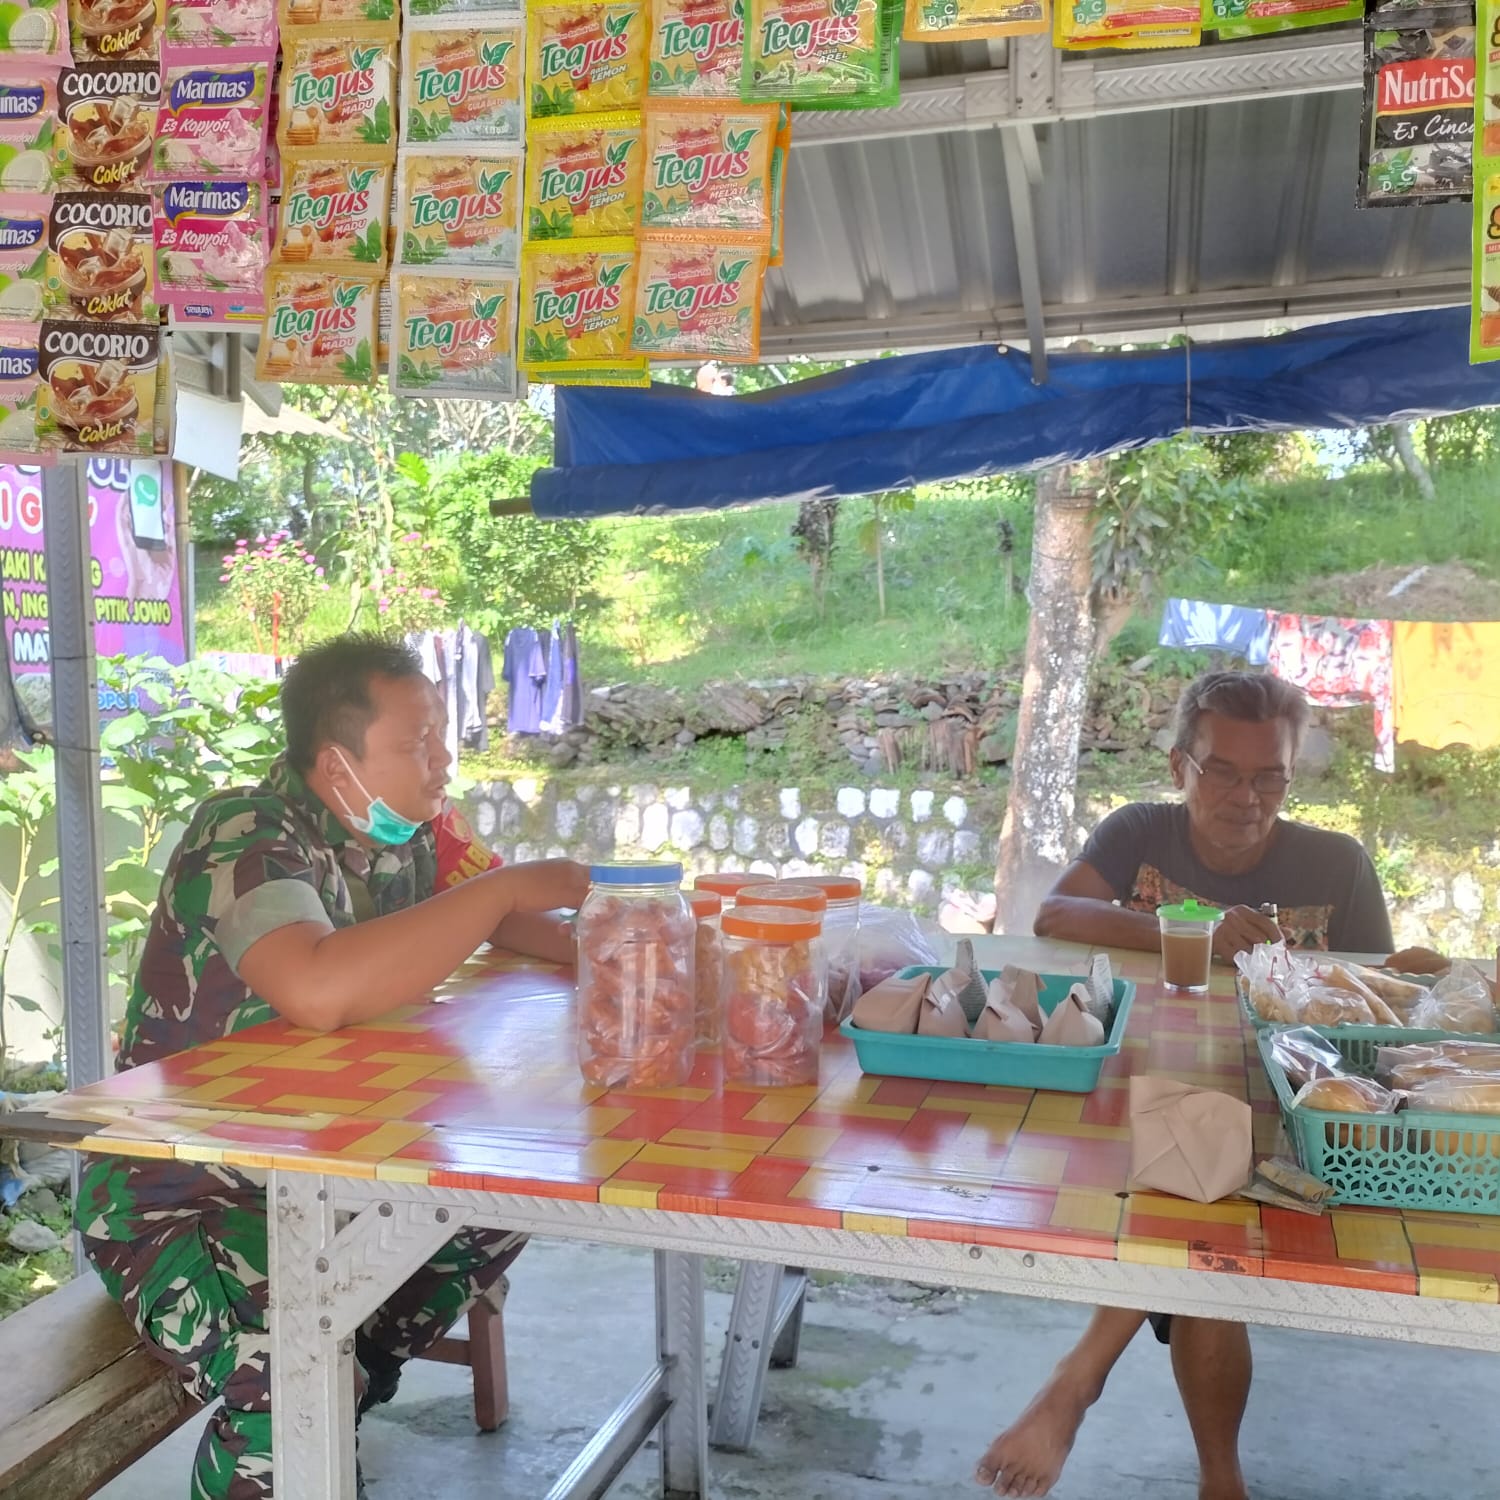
[502,627,547,734]
[1267,613,1394,772]
[1391,620,1500,753]
[1158,598,1273,664]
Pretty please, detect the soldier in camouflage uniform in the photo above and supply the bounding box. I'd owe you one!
[77,636,586,1499]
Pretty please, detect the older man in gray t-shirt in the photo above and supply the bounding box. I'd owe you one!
[976,671,1396,1500]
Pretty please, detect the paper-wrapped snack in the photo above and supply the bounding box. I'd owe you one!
[1128,1077,1252,1204]
[850,972,928,1034]
[1037,985,1105,1048]
[918,969,970,1038]
[972,988,1036,1043]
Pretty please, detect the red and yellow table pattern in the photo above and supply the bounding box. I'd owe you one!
[41,944,1500,1306]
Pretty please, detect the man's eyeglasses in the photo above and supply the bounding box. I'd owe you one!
[1182,751,1291,799]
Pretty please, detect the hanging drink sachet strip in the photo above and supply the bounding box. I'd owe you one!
[1473,0,1500,362]
[903,0,1045,42]
[0,74,60,192]
[641,98,775,236]
[275,160,390,267]
[155,178,269,323]
[525,112,643,239]
[390,266,519,399]
[396,145,522,268]
[1199,0,1357,37]
[631,228,765,360]
[256,265,382,383]
[154,46,275,181]
[278,26,398,161]
[0,195,49,320]
[520,235,649,384]
[403,16,525,145]
[1053,0,1199,48]
[279,0,398,35]
[649,0,744,96]
[528,0,649,118]
[742,0,885,104]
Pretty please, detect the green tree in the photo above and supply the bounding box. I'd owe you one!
[0,750,56,1074]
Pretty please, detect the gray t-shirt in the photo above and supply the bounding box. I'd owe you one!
[1080,802,1393,953]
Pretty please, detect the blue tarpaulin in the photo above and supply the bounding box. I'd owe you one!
[531,309,1497,519]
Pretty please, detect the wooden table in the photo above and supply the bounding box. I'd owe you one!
[12,936,1500,1499]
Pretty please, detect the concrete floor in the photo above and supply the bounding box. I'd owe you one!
[98,1239,1500,1500]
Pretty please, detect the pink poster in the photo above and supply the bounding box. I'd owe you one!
[0,460,187,681]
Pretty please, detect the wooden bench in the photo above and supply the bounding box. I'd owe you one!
[0,1272,510,1498]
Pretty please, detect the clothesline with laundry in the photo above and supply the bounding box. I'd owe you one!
[501,621,584,737]
[1160,598,1500,771]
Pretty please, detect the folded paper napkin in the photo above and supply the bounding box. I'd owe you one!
[1084,954,1114,1022]
[850,972,929,1034]
[1128,1076,1252,1204]
[1037,985,1105,1047]
[918,969,971,1037]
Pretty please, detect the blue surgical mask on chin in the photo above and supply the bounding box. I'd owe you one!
[333,750,422,846]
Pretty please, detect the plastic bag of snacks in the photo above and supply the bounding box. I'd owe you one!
[36,317,158,454]
[529,0,649,118]
[520,237,647,385]
[276,162,391,268]
[278,29,398,162]
[525,113,644,240]
[576,860,696,1089]
[721,904,825,1087]
[156,180,270,322]
[649,0,744,97]
[155,49,274,181]
[631,231,766,361]
[256,267,381,384]
[397,148,521,268]
[1412,962,1500,1036]
[0,197,48,322]
[642,99,776,236]
[855,904,939,995]
[0,321,42,454]
[45,191,157,324]
[0,76,59,193]
[389,268,518,400]
[403,20,524,146]
[903,0,1045,41]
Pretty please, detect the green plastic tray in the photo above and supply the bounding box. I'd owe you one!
[839,968,1136,1094]
[1258,1026,1500,1215]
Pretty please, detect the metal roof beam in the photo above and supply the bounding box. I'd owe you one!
[792,33,1360,146]
[999,124,1048,383]
[758,268,1467,358]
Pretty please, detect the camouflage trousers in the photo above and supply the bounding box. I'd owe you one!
[77,1154,523,1500]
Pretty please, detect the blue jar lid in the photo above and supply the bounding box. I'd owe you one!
[589,860,684,886]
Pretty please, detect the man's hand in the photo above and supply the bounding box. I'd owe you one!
[1212,904,1284,964]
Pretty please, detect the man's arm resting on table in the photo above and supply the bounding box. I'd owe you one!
[237,859,586,1031]
[1033,861,1161,951]
[489,909,575,966]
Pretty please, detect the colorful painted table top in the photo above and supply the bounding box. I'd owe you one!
[22,939,1500,1304]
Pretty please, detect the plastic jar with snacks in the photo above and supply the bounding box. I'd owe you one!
[694,872,761,902]
[576,860,696,1089]
[688,888,723,1047]
[721,904,826,1088]
[797,877,862,1023]
[736,881,829,1019]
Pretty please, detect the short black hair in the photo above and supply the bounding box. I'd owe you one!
[1173,670,1310,758]
[281,634,424,772]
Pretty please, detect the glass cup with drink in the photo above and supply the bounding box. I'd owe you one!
[1156,898,1223,994]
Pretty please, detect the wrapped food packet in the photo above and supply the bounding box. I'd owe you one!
[520,237,647,386]
[0,196,50,321]
[525,113,643,240]
[155,48,274,182]
[403,19,524,146]
[0,0,72,62]
[849,970,927,1033]
[1200,0,1357,34]
[396,147,520,268]
[1299,987,1377,1029]
[389,268,517,400]
[743,0,883,104]
[904,0,1046,41]
[972,986,1036,1043]
[57,61,160,194]
[278,28,397,162]
[917,969,969,1037]
[529,0,649,118]
[1377,1040,1500,1090]
[1268,1026,1347,1091]
[642,99,775,236]
[156,180,268,323]
[1053,0,1199,48]
[1412,961,1500,1035]
[45,190,157,323]
[1291,1075,1399,1114]
[166,0,277,49]
[276,161,390,267]
[0,76,60,193]
[991,965,1042,1032]
[1406,1077,1500,1116]
[0,320,43,453]
[70,0,164,63]
[1038,985,1106,1047]
[279,0,400,33]
[1234,939,1301,1024]
[255,266,380,384]
[630,231,765,361]
[36,316,158,454]
[650,0,744,97]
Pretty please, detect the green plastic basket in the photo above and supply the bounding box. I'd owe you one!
[1258,1027,1500,1215]
[1237,970,1436,1032]
[839,968,1135,1094]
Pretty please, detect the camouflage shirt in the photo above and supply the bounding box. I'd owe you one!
[118,756,440,1072]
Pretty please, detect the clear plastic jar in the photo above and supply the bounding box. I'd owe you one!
[688,888,723,1048]
[736,882,829,1021]
[694,872,761,902]
[799,877,862,1023]
[576,861,695,1088]
[720,904,826,1088]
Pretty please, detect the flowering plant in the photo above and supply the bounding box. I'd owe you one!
[377,534,451,638]
[219,533,329,655]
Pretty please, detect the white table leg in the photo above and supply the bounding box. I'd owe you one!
[655,1249,708,1499]
[269,1170,357,1500]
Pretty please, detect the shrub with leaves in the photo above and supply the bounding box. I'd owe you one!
[377,533,453,637]
[219,532,330,655]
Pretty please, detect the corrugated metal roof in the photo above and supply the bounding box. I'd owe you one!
[765,28,1470,358]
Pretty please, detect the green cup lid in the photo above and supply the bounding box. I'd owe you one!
[1157,898,1223,924]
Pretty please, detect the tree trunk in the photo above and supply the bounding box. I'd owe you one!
[1391,420,1436,502]
[994,462,1101,934]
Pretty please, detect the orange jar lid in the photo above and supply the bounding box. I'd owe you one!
[688,889,722,920]
[800,876,862,903]
[722,903,823,943]
[694,873,761,899]
[735,880,828,914]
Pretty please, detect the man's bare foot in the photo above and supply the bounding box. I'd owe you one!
[1199,1476,1249,1500]
[974,1369,1098,1497]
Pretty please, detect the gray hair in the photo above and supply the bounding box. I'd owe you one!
[1172,670,1309,757]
